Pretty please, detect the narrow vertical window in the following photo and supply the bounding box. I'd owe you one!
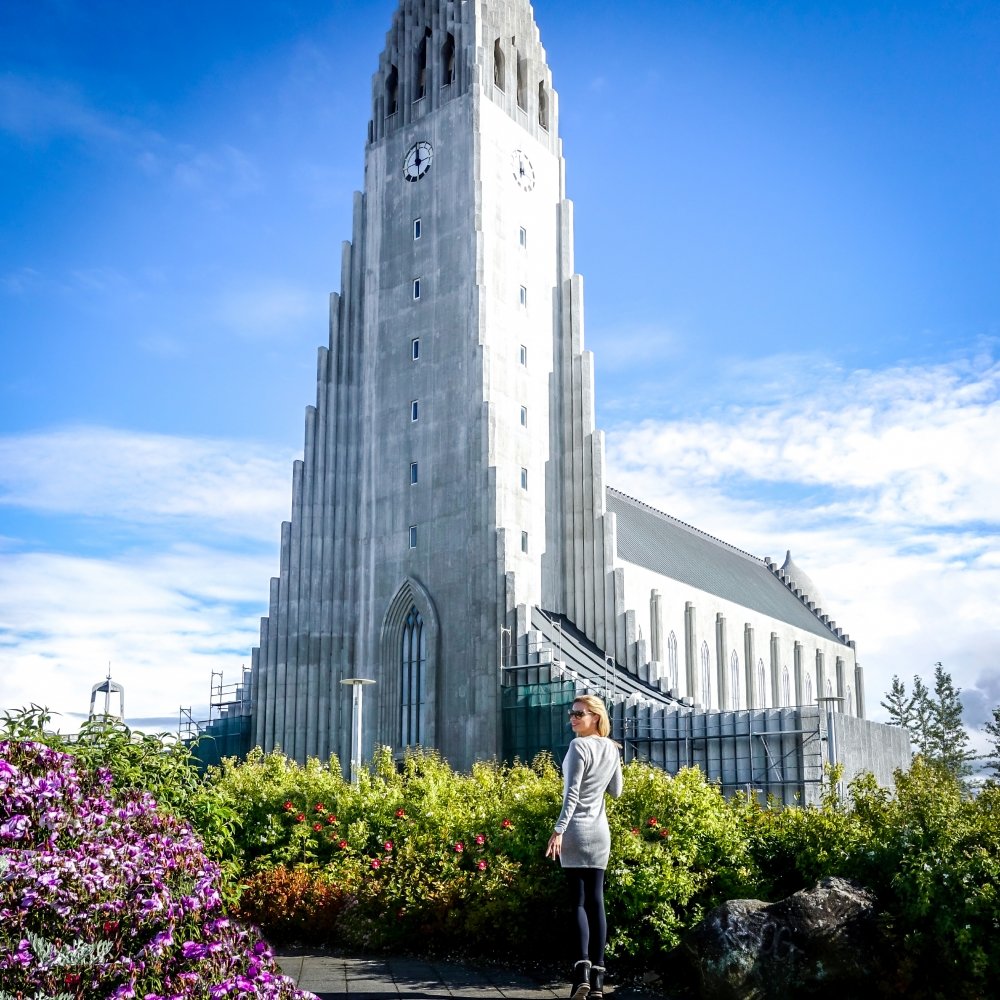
[409,462,418,485]
[413,218,422,239]
[757,658,767,707]
[400,605,426,746]
[667,631,678,691]
[413,278,421,299]
[700,641,712,708]
[729,650,741,710]
[411,338,420,360]
[521,531,529,553]
[493,39,505,91]
[519,344,527,366]
[806,673,813,705]
[442,33,456,87]
[386,65,399,116]
[846,685,853,716]
[782,666,791,707]
[519,405,527,427]
[516,53,527,109]
[519,226,527,248]
[538,80,549,130]
[408,525,417,548]
[519,285,527,307]
[410,400,419,421]
[520,467,528,490]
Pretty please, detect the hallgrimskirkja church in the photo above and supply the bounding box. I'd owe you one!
[230,0,910,800]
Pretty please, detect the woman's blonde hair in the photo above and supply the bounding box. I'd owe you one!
[573,694,611,738]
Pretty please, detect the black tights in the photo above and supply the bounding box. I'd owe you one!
[564,867,606,965]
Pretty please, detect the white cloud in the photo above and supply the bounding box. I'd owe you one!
[605,352,1000,738]
[0,425,292,539]
[0,425,293,732]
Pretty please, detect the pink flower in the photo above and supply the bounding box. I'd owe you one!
[477,860,487,871]
[501,818,512,829]
[647,817,659,828]
[370,858,381,870]
[338,839,348,849]
[314,803,326,813]
[395,808,406,818]
[474,834,485,846]
[313,822,323,832]
[283,801,294,811]
[454,841,464,853]
[296,813,305,823]
[384,840,394,852]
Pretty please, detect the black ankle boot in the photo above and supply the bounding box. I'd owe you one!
[570,959,591,999]
[589,964,606,999]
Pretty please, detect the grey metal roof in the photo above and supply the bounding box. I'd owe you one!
[606,488,848,645]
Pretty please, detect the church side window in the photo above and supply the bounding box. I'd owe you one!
[413,218,422,240]
[411,338,420,361]
[805,673,813,705]
[520,467,528,490]
[400,605,426,747]
[493,39,505,91]
[667,631,678,691]
[519,344,527,366]
[413,278,421,299]
[700,641,712,708]
[538,81,549,130]
[729,650,741,710]
[442,33,456,87]
[519,285,527,306]
[520,405,527,427]
[386,65,399,116]
[516,52,527,109]
[519,226,527,248]
[521,531,528,553]
[782,665,791,707]
[757,659,767,708]
[409,462,418,485]
[415,30,430,101]
[408,525,417,548]
[411,399,419,421]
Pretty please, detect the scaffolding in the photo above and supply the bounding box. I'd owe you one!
[178,667,254,769]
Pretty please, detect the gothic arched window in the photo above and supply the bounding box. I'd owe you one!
[782,666,791,707]
[400,605,426,746]
[757,658,767,708]
[538,81,549,129]
[700,641,712,708]
[386,64,399,116]
[729,650,741,710]
[666,631,678,691]
[493,39,505,90]
[442,33,456,86]
[415,31,430,100]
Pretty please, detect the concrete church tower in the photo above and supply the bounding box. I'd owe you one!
[251,0,618,768]
[249,0,884,786]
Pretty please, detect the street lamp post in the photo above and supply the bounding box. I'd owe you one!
[340,678,376,785]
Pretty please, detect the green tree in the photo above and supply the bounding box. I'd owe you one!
[924,662,974,783]
[880,675,913,729]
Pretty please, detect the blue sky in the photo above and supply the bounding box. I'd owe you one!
[2,1,999,752]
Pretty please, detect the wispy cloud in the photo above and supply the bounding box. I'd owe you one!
[213,282,318,340]
[0,425,293,540]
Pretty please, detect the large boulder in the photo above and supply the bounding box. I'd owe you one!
[676,877,887,999]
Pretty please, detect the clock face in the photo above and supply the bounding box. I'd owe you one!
[403,141,433,182]
[512,149,535,191]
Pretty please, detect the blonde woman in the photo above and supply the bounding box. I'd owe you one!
[545,694,623,999]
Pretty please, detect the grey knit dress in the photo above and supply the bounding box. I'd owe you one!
[554,735,623,869]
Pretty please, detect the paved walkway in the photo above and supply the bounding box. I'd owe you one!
[276,952,666,999]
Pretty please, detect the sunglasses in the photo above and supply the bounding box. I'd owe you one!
[567,709,591,719]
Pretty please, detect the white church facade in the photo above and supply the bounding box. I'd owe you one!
[244,0,908,793]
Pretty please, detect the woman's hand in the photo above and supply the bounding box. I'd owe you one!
[545,831,562,859]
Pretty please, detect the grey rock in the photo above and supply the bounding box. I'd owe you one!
[678,877,885,999]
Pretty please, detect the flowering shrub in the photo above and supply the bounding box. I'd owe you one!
[0,739,315,1000]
